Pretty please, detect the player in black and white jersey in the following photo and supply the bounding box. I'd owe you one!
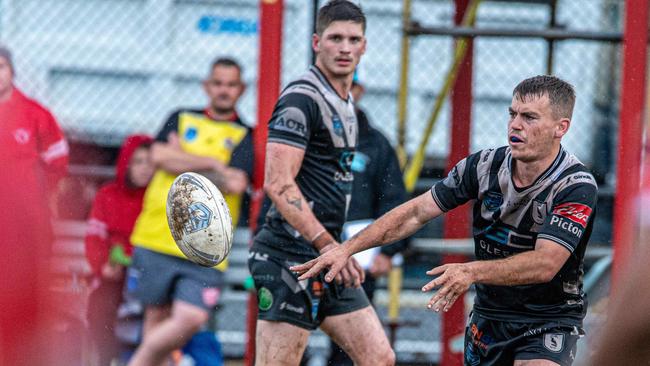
[293,75,598,366]
[248,1,395,366]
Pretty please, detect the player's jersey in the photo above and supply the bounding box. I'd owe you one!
[254,66,358,257]
[432,146,597,325]
[131,109,253,271]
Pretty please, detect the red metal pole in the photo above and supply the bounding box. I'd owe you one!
[612,0,648,285]
[441,1,473,365]
[245,1,283,365]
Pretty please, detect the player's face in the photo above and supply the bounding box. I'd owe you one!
[128,147,154,188]
[203,65,245,115]
[0,57,13,97]
[508,94,564,162]
[313,21,366,79]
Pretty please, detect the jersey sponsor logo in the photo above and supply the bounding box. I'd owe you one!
[543,333,565,353]
[479,239,514,258]
[184,126,198,141]
[483,192,503,212]
[351,151,368,173]
[332,115,344,137]
[257,287,273,311]
[444,159,466,188]
[549,216,584,238]
[334,171,354,182]
[279,301,305,314]
[566,173,595,185]
[552,202,592,228]
[13,128,31,144]
[532,200,548,225]
[273,107,307,137]
[469,323,494,351]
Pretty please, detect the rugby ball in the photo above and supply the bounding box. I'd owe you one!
[166,172,233,267]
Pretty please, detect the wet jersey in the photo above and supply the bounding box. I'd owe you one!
[432,146,598,325]
[254,66,358,257]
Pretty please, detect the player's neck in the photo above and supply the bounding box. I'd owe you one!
[512,146,561,187]
[314,63,352,100]
[0,85,13,103]
[206,107,236,121]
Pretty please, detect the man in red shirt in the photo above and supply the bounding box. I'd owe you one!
[0,45,69,365]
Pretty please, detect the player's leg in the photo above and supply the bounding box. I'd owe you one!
[320,305,395,366]
[136,256,224,365]
[140,304,171,338]
[255,320,310,366]
[248,249,321,366]
[130,300,209,366]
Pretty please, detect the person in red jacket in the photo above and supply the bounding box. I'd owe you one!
[85,134,154,366]
[0,45,69,365]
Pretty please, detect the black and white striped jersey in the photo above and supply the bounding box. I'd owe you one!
[255,66,358,257]
[432,146,598,325]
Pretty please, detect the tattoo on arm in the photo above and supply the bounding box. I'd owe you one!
[287,197,303,211]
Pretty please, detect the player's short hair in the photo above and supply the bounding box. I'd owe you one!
[0,45,14,73]
[316,0,366,35]
[513,75,576,120]
[210,57,243,76]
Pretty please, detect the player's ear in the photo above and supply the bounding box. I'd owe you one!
[555,118,570,138]
[312,33,320,53]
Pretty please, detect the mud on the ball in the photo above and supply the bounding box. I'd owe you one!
[169,183,197,239]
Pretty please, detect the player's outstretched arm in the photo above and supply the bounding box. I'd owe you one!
[292,191,443,282]
[421,239,570,312]
[265,142,364,287]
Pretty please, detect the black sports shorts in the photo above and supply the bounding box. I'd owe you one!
[464,311,583,366]
[248,246,370,330]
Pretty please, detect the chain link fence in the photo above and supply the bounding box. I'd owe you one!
[3,0,625,363]
[3,0,624,173]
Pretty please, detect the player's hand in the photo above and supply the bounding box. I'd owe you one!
[291,244,362,287]
[223,168,248,194]
[167,132,182,149]
[339,255,365,288]
[101,263,124,282]
[369,253,392,278]
[421,263,473,312]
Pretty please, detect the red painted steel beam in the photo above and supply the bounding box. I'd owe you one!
[612,0,648,285]
[441,1,474,365]
[245,1,284,365]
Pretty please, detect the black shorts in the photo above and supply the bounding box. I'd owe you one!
[464,312,583,366]
[248,246,370,330]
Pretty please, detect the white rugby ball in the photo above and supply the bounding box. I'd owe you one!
[166,172,233,267]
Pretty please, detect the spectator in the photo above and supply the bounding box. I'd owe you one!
[328,79,409,365]
[127,57,253,366]
[85,134,154,366]
[0,45,69,365]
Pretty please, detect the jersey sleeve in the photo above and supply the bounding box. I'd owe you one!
[230,130,254,178]
[267,93,319,150]
[431,151,482,212]
[155,111,181,142]
[36,107,69,187]
[537,182,598,253]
